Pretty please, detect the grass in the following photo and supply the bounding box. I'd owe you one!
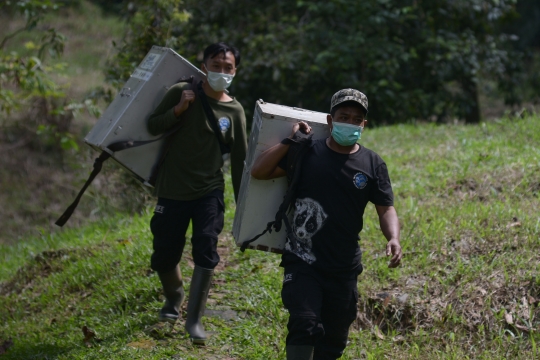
[1,115,539,359]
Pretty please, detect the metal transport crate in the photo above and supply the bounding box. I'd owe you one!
[233,100,330,253]
[84,46,206,186]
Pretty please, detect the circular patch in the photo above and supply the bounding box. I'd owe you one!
[218,117,231,133]
[353,172,368,189]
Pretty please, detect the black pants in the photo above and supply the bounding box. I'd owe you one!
[281,262,359,360]
[150,189,224,273]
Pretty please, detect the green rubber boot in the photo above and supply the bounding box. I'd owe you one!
[157,265,185,323]
[185,265,214,345]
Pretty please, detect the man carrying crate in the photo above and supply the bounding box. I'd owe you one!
[250,89,402,359]
[146,42,247,344]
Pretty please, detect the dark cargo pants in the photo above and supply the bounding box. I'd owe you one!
[281,262,360,360]
[150,189,224,272]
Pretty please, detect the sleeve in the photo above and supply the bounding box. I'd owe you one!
[146,84,186,136]
[369,162,394,206]
[230,106,248,202]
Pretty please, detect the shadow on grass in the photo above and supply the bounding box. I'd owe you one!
[1,343,68,360]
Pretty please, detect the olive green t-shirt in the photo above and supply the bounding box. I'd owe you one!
[147,82,247,201]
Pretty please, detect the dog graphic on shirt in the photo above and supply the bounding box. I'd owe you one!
[286,197,328,264]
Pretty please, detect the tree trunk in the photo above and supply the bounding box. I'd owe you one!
[462,78,481,123]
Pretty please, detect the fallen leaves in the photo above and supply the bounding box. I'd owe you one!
[373,326,385,340]
[116,238,132,246]
[82,325,101,347]
[127,339,156,349]
[504,312,513,325]
[506,217,522,229]
[392,335,406,343]
[506,221,521,229]
[144,322,178,339]
[503,308,538,334]
[513,324,532,333]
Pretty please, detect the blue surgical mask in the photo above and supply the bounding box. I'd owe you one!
[204,65,234,91]
[331,121,363,146]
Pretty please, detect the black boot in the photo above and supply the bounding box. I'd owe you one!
[286,345,314,360]
[185,265,213,345]
[157,265,185,323]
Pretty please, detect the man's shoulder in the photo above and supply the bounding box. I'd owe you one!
[215,97,246,120]
[360,145,377,155]
[225,96,244,110]
[358,146,385,162]
[355,146,385,168]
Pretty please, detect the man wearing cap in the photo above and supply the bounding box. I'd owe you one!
[251,89,402,360]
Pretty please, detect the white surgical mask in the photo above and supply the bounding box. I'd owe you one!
[204,65,234,91]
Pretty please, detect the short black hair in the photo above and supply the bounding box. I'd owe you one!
[330,101,367,118]
[203,42,241,67]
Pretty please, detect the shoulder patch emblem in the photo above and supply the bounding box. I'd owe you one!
[353,172,368,189]
[218,117,231,133]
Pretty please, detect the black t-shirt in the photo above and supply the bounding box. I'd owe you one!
[278,138,394,273]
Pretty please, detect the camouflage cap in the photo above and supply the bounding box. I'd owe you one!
[330,88,368,114]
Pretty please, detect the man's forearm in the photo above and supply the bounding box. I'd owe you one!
[250,142,289,180]
[376,205,402,268]
[377,206,400,241]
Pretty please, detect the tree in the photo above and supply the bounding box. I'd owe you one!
[0,0,97,153]
[106,0,524,124]
[504,0,540,106]
[105,0,191,89]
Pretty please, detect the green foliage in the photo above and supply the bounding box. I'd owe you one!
[0,0,66,115]
[87,0,124,15]
[0,52,63,114]
[0,1,61,34]
[504,0,540,105]
[105,0,191,89]
[106,0,525,124]
[0,0,99,153]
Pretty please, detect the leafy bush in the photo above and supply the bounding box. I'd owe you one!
[105,0,527,124]
[0,0,100,154]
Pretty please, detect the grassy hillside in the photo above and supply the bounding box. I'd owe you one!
[1,116,539,359]
[0,1,133,245]
[0,1,125,99]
